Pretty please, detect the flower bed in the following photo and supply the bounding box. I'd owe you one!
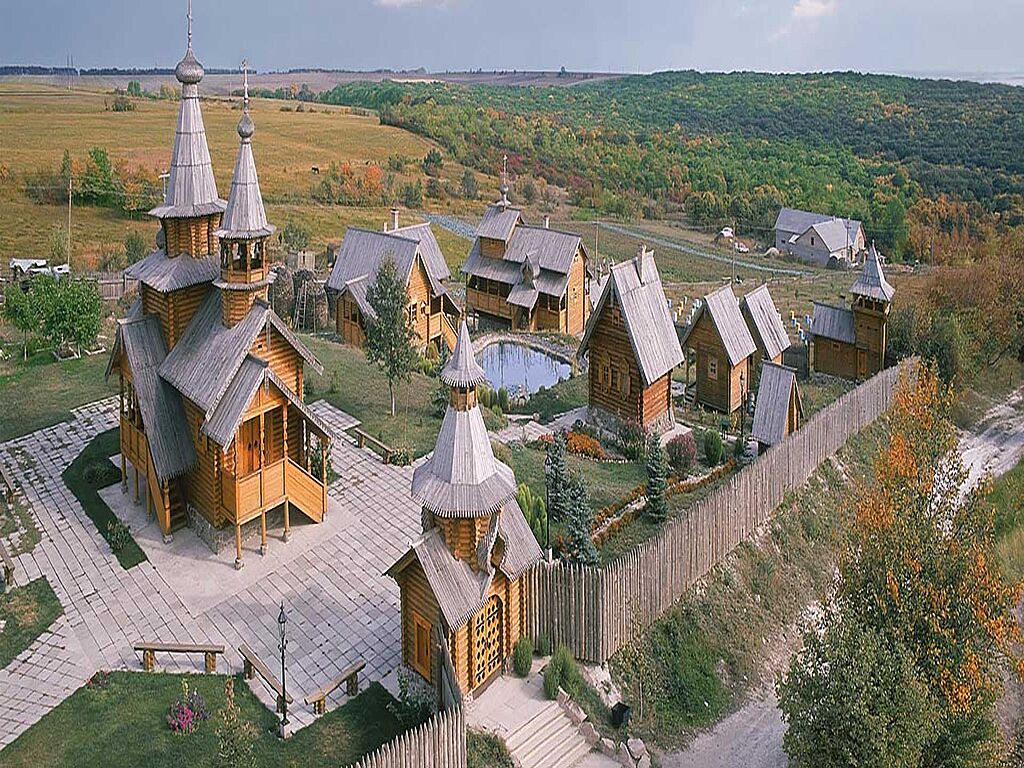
[566,431,604,460]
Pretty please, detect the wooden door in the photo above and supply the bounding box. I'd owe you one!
[239,418,260,476]
[857,349,868,380]
[472,595,504,689]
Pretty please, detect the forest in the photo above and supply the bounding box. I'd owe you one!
[313,71,1024,262]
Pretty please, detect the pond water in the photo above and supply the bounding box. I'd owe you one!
[478,342,572,397]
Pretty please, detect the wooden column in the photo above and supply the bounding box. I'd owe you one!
[320,441,328,520]
[259,412,266,510]
[260,510,268,556]
[234,524,243,570]
[161,480,172,543]
[134,467,139,502]
[282,406,290,542]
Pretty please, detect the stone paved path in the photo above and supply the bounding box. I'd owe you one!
[0,398,420,748]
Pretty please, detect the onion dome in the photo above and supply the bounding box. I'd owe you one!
[175,47,204,85]
[237,109,255,140]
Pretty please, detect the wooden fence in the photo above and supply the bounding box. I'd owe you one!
[87,272,138,301]
[528,360,912,663]
[344,705,467,768]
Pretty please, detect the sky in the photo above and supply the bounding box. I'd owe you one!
[3,0,1024,77]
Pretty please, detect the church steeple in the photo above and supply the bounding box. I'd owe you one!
[214,61,275,327]
[150,0,226,258]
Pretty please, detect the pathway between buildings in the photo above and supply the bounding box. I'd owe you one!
[662,383,1024,768]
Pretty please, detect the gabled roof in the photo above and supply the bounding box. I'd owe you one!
[411,405,516,518]
[160,292,322,414]
[751,362,803,447]
[742,284,791,362]
[106,316,196,481]
[475,204,522,241]
[579,250,683,386]
[811,302,856,344]
[214,111,275,240]
[148,59,226,220]
[775,207,861,238]
[849,245,895,302]
[126,250,220,293]
[326,226,449,298]
[503,226,582,276]
[441,321,487,388]
[386,498,542,629]
[202,357,331,448]
[336,275,376,321]
[680,284,757,367]
[805,218,858,254]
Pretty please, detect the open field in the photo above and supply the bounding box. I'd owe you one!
[0,83,487,265]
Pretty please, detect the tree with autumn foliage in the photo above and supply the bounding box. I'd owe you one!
[781,364,1023,767]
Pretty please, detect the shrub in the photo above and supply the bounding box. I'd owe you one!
[572,419,599,439]
[666,432,697,476]
[535,634,551,657]
[390,446,412,467]
[107,519,133,554]
[166,678,209,735]
[467,730,514,768]
[618,420,648,462]
[734,434,746,458]
[497,386,509,412]
[566,431,604,460]
[704,429,724,465]
[388,669,435,729]
[216,677,257,768]
[513,637,533,677]
[111,96,135,112]
[543,645,582,700]
[83,459,120,488]
[645,432,668,523]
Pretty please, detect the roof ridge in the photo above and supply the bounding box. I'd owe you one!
[516,223,581,239]
[347,226,422,245]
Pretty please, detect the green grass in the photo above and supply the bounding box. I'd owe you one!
[513,375,588,423]
[0,577,63,668]
[467,729,515,768]
[799,375,857,420]
[0,494,41,556]
[0,348,116,443]
[0,671,403,768]
[303,335,443,459]
[993,458,1024,583]
[610,420,883,748]
[61,428,146,569]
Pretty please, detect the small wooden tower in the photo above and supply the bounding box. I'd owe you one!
[387,321,541,698]
[213,63,276,328]
[849,245,894,378]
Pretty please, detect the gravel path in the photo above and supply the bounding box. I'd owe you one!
[663,382,1024,768]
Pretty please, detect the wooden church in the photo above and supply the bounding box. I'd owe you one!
[577,246,683,433]
[107,25,330,568]
[388,322,542,697]
[810,245,895,380]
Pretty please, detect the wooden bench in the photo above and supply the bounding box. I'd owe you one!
[351,427,393,464]
[303,660,366,715]
[239,642,293,713]
[0,540,15,592]
[134,641,225,673]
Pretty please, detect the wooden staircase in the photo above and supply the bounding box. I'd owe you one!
[167,481,187,533]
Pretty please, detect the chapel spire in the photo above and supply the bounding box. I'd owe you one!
[499,154,510,208]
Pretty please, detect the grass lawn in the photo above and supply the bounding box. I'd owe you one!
[513,375,589,424]
[0,494,41,557]
[993,457,1024,583]
[798,374,857,420]
[0,672,403,768]
[0,577,63,668]
[609,420,884,748]
[303,335,443,458]
[61,428,146,569]
[0,348,117,443]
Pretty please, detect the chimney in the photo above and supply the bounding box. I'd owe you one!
[391,206,400,232]
[383,220,388,232]
[636,243,650,282]
[543,215,550,229]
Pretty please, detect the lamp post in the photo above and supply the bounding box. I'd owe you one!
[277,602,288,736]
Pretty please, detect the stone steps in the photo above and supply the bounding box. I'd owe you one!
[505,700,591,768]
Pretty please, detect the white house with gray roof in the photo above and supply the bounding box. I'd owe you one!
[774,207,865,267]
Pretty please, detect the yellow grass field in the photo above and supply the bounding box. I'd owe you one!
[0,84,487,267]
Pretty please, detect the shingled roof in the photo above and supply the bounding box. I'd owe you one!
[106,316,196,481]
[126,250,220,294]
[680,284,757,367]
[475,204,522,241]
[214,97,274,241]
[811,302,856,344]
[849,245,895,303]
[751,362,803,448]
[579,248,683,386]
[326,224,450,299]
[441,321,487,388]
[775,207,861,239]
[741,284,791,362]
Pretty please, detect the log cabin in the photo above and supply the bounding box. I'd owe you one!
[462,173,592,335]
[326,209,460,352]
[750,361,803,453]
[577,246,683,434]
[810,245,894,380]
[679,284,757,414]
[387,321,542,698]
[740,283,791,388]
[107,52,330,569]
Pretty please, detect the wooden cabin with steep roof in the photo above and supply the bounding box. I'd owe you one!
[462,173,591,335]
[811,245,894,380]
[387,322,542,697]
[327,208,460,352]
[751,362,803,453]
[108,53,331,569]
[679,284,757,414]
[740,283,791,386]
[577,246,683,434]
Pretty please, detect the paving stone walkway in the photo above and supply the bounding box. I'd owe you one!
[0,398,420,748]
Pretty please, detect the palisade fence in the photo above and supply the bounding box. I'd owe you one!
[528,359,914,663]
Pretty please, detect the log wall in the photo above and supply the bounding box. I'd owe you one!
[528,359,912,663]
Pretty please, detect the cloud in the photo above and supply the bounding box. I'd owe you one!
[374,0,424,7]
[792,0,838,19]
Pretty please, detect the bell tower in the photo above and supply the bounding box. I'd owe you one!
[850,244,895,377]
[214,61,276,327]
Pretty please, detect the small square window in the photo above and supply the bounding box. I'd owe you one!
[708,357,719,381]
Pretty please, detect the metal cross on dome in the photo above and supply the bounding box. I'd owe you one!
[241,59,250,105]
[186,0,193,49]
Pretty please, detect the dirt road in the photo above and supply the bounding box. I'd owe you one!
[663,384,1024,768]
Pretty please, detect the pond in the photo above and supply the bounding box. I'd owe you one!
[478,342,572,398]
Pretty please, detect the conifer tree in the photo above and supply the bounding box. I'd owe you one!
[564,473,598,565]
[645,431,668,522]
[544,430,569,524]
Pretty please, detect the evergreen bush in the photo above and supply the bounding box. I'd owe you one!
[513,637,533,677]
